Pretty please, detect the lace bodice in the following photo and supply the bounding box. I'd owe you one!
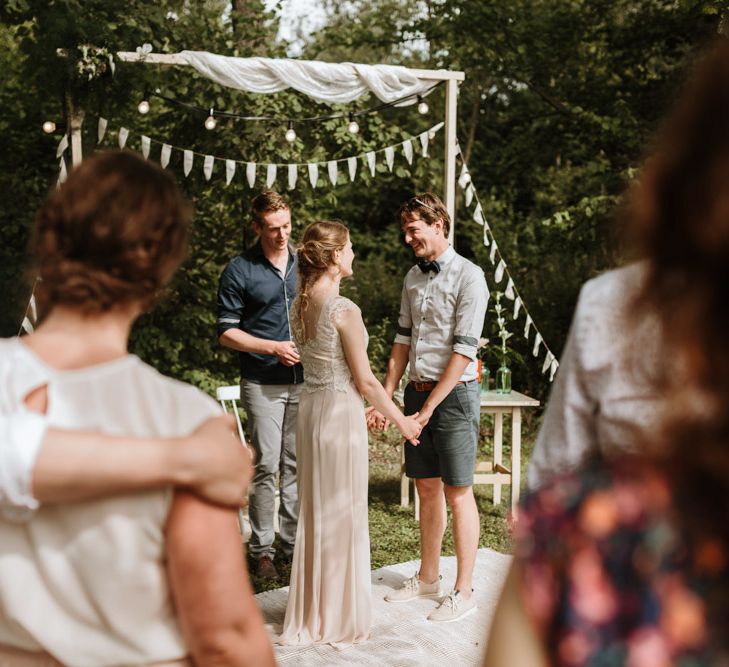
[292,295,367,393]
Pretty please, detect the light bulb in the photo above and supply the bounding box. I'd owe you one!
[42,120,56,134]
[347,120,359,134]
[417,98,429,114]
[137,99,150,114]
[285,122,296,142]
[204,109,216,130]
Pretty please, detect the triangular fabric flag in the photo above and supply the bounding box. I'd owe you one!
[494,259,506,284]
[489,243,497,265]
[225,160,236,185]
[532,333,542,357]
[366,151,376,176]
[542,351,554,374]
[473,204,485,226]
[504,278,515,300]
[287,164,297,190]
[403,139,413,165]
[385,146,395,171]
[21,316,34,334]
[419,131,429,157]
[465,183,474,207]
[524,315,533,339]
[56,134,69,158]
[327,160,338,185]
[160,144,171,169]
[266,163,277,188]
[308,163,318,188]
[347,156,357,181]
[97,117,107,144]
[246,162,256,188]
[118,127,129,149]
[513,297,522,320]
[203,155,214,181]
[141,136,151,159]
[58,156,67,184]
[183,150,193,177]
[550,359,559,382]
[483,224,490,247]
[458,164,470,189]
[29,294,37,322]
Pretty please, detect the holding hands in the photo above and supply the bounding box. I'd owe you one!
[366,407,424,446]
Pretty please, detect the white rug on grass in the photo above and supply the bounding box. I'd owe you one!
[256,547,512,666]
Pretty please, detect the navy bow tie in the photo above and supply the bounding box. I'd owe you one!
[418,259,441,274]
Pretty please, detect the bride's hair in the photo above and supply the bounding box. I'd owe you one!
[295,220,349,338]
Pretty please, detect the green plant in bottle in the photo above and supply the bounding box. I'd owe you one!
[493,292,512,394]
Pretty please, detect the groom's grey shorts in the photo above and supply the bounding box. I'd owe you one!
[403,380,479,487]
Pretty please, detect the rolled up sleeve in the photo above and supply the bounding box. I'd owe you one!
[0,412,45,520]
[393,281,413,346]
[453,267,489,360]
[216,262,244,338]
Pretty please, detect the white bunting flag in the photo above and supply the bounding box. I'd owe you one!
[473,204,485,226]
[97,117,107,144]
[58,156,67,184]
[160,144,171,169]
[56,134,69,158]
[266,163,277,187]
[29,294,37,322]
[513,297,522,320]
[385,146,395,171]
[225,159,236,185]
[494,259,506,284]
[489,242,497,265]
[465,184,474,207]
[118,127,129,149]
[458,164,470,189]
[542,351,554,374]
[483,224,490,246]
[403,139,413,165]
[347,156,357,181]
[21,316,34,334]
[287,164,297,190]
[532,333,542,357]
[419,131,429,156]
[327,160,338,185]
[203,155,214,181]
[504,278,515,300]
[366,151,376,177]
[550,359,559,381]
[524,315,533,339]
[246,162,256,188]
[141,135,151,159]
[183,150,193,177]
[308,163,318,188]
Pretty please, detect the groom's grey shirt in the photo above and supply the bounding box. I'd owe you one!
[394,245,488,383]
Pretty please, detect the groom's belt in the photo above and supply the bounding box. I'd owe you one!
[409,380,469,392]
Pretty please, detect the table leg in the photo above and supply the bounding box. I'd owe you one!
[493,411,503,504]
[511,407,522,518]
[400,442,409,507]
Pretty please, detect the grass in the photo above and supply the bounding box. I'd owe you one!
[250,409,540,594]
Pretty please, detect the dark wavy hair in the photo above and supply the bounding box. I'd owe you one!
[397,192,451,238]
[31,150,191,316]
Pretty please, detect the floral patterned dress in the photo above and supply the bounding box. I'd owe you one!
[515,460,729,666]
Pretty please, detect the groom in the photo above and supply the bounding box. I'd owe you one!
[368,192,488,622]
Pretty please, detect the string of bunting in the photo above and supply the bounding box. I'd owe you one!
[96,116,445,189]
[457,153,559,381]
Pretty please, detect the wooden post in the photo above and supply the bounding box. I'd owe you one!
[443,78,459,247]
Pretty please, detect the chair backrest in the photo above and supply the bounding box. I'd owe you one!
[215,384,247,446]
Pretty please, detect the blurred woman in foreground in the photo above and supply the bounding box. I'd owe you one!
[486,38,729,666]
[0,151,274,666]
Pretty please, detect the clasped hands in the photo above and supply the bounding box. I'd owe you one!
[365,406,431,446]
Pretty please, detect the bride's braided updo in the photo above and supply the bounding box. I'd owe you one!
[295,220,349,338]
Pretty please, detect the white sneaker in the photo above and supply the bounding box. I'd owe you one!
[427,590,477,622]
[385,572,443,602]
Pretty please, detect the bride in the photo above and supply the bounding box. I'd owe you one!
[278,220,422,646]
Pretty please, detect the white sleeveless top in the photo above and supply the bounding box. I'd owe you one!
[0,338,219,666]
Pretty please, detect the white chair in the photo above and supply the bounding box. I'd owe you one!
[215,384,280,540]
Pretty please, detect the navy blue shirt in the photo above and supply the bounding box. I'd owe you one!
[217,241,304,385]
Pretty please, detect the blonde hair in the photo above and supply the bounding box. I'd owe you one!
[295,220,349,338]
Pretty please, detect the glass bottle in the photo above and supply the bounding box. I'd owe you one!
[480,364,490,394]
[496,363,511,394]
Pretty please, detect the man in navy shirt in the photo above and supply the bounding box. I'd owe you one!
[217,191,303,580]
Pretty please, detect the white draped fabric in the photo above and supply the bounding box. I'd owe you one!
[179,51,433,104]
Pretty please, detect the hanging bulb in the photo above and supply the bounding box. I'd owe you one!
[285,121,296,142]
[137,98,150,114]
[417,96,429,114]
[204,108,216,130]
[42,120,56,134]
[347,112,359,134]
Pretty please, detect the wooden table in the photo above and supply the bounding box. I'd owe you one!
[400,389,540,519]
